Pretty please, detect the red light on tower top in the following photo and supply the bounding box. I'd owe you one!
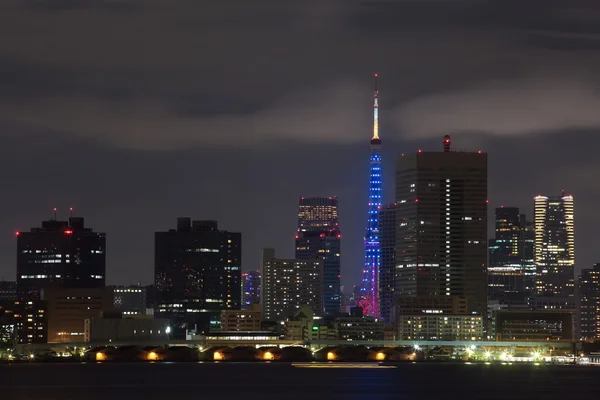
[64,230,73,235]
[15,231,20,236]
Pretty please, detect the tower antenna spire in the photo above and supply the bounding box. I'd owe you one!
[372,73,379,141]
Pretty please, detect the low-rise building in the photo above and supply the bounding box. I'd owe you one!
[493,310,573,341]
[44,287,114,343]
[284,306,337,340]
[221,305,262,332]
[84,316,170,343]
[397,314,483,341]
[336,316,384,341]
[111,285,147,316]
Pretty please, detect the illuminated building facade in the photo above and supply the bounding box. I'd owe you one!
[534,193,575,298]
[261,248,323,321]
[395,136,488,318]
[111,286,147,315]
[241,270,261,310]
[154,218,241,337]
[17,216,106,301]
[295,197,341,315]
[488,207,535,303]
[379,204,397,323]
[359,73,382,318]
[579,264,600,341]
[221,305,262,332]
[397,314,483,341]
[44,287,113,343]
[0,300,47,344]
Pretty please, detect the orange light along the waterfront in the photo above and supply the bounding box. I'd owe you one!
[263,351,274,361]
[213,351,224,361]
[376,352,386,361]
[327,352,336,361]
[147,351,158,361]
[96,352,106,361]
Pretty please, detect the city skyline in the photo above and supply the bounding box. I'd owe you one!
[2,1,600,289]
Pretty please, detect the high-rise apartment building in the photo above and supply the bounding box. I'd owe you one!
[241,270,260,310]
[395,136,488,317]
[579,264,600,341]
[488,207,535,303]
[17,216,106,301]
[379,204,396,323]
[295,197,341,316]
[154,218,241,337]
[261,248,323,322]
[534,193,575,298]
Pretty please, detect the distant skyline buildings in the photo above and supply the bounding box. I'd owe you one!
[295,197,341,315]
[534,192,575,298]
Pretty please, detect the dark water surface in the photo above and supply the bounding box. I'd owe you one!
[1,362,599,399]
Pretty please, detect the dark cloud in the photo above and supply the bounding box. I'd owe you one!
[0,0,600,286]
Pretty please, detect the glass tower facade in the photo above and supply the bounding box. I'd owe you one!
[488,207,534,303]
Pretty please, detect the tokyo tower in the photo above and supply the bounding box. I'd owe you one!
[358,73,382,317]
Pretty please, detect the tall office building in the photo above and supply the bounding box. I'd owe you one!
[534,193,575,298]
[241,270,261,310]
[295,197,341,316]
[488,207,534,303]
[579,264,600,341]
[261,248,323,322]
[395,136,488,317]
[17,215,106,301]
[154,218,241,337]
[379,204,396,323]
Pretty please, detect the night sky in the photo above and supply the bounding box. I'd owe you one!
[1,0,600,289]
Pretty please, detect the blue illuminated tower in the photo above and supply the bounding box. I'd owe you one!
[359,73,382,317]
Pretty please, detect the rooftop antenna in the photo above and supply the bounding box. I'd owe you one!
[69,207,73,218]
[371,73,380,142]
[53,207,57,220]
[443,135,451,152]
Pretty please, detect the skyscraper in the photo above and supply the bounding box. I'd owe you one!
[17,215,106,301]
[359,73,382,318]
[534,193,575,298]
[379,204,396,323]
[579,264,600,341]
[241,270,261,310]
[261,248,323,321]
[295,197,341,315]
[154,218,241,337]
[395,136,488,317]
[488,207,534,303]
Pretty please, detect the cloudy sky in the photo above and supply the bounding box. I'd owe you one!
[1,0,600,287]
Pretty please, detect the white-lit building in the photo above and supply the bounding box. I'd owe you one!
[534,192,575,298]
[397,314,483,341]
